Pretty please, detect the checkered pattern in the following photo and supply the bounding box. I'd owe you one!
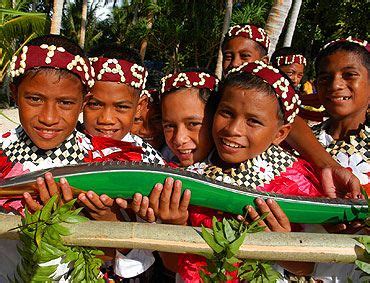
[313,121,369,161]
[203,145,297,190]
[123,133,166,165]
[1,126,88,166]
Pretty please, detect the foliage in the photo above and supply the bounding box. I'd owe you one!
[353,189,370,279]
[11,195,104,282]
[200,214,281,282]
[231,0,272,27]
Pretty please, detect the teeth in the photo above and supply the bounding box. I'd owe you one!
[331,97,350,101]
[222,139,243,148]
[144,137,154,141]
[178,149,192,154]
[41,130,55,133]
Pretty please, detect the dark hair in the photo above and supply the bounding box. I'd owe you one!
[270,47,303,67]
[12,35,88,94]
[315,41,370,75]
[88,44,143,65]
[218,72,285,123]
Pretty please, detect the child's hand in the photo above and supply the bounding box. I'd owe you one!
[321,167,363,199]
[23,172,73,212]
[129,193,156,223]
[238,198,291,233]
[324,220,365,234]
[149,177,191,225]
[78,191,123,222]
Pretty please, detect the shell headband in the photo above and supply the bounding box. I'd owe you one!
[160,71,219,94]
[227,24,270,51]
[9,44,94,88]
[90,57,148,92]
[227,61,301,124]
[321,36,369,52]
[275,54,307,67]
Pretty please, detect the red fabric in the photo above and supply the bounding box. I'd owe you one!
[84,136,143,163]
[0,151,13,180]
[228,24,270,51]
[275,54,307,66]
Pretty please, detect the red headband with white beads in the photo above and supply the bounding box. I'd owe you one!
[90,57,148,91]
[227,61,301,124]
[275,54,307,67]
[321,36,370,52]
[9,44,94,88]
[227,24,270,51]
[160,71,219,94]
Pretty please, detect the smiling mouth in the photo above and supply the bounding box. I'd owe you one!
[143,137,154,141]
[177,149,194,154]
[96,129,119,135]
[328,96,351,101]
[34,127,61,139]
[221,138,244,148]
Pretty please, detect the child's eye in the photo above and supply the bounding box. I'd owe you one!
[223,53,232,61]
[219,109,232,118]
[343,72,358,79]
[86,101,101,109]
[240,53,251,59]
[163,124,174,130]
[117,105,131,111]
[134,117,143,123]
[26,96,42,103]
[188,121,202,128]
[247,118,262,126]
[59,100,75,106]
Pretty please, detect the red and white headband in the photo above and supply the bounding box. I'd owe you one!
[227,61,301,124]
[321,36,369,52]
[160,71,219,94]
[275,54,307,67]
[90,57,148,92]
[227,24,270,51]
[9,44,94,88]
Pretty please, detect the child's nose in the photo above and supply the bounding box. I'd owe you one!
[329,74,345,91]
[173,126,189,146]
[98,107,115,124]
[38,102,59,126]
[225,118,243,136]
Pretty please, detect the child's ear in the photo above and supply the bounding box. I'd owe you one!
[272,123,291,146]
[261,55,269,64]
[136,95,148,115]
[9,83,18,104]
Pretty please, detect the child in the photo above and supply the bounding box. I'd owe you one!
[131,69,165,150]
[270,47,306,88]
[159,69,219,167]
[0,34,96,281]
[314,37,369,194]
[222,24,362,194]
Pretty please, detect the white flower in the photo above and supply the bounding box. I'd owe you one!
[336,152,370,185]
[252,156,274,182]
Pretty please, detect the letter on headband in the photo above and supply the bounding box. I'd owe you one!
[275,54,307,67]
[227,61,301,124]
[90,57,148,92]
[227,24,270,51]
[321,36,370,52]
[160,71,219,94]
[9,44,94,88]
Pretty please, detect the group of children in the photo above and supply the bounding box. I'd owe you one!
[0,23,368,282]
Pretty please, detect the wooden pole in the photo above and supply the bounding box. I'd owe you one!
[1,215,365,263]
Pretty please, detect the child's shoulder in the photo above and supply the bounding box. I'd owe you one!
[123,133,165,165]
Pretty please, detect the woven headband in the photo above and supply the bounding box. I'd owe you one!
[227,24,270,51]
[321,36,369,52]
[275,54,307,67]
[90,57,148,92]
[227,61,301,124]
[160,71,219,94]
[9,44,94,88]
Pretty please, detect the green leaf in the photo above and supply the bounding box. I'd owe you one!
[355,260,370,274]
[201,225,223,253]
[64,214,88,224]
[40,195,58,221]
[229,229,248,255]
[52,223,71,236]
[223,218,236,242]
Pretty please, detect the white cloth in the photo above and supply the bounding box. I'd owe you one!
[114,249,155,279]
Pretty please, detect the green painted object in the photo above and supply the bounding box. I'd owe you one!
[0,162,367,224]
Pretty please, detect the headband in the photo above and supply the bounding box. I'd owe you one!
[227,61,301,124]
[90,57,148,92]
[275,54,307,67]
[160,71,219,94]
[227,24,270,51]
[321,36,370,52]
[9,44,94,88]
[141,88,160,103]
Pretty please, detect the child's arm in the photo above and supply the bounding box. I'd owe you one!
[242,198,314,276]
[23,172,73,212]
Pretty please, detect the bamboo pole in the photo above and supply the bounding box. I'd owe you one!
[0,215,364,263]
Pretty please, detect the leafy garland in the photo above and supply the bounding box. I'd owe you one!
[11,195,104,282]
[200,213,281,282]
[353,189,370,280]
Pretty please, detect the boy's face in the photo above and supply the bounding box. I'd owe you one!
[317,51,369,120]
[13,70,84,150]
[84,81,140,140]
[222,37,267,75]
[131,96,164,150]
[212,85,290,165]
[162,88,213,167]
[279,63,304,87]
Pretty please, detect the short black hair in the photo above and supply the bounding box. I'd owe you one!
[218,72,285,124]
[315,41,370,75]
[12,34,88,94]
[88,44,143,65]
[270,47,302,67]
